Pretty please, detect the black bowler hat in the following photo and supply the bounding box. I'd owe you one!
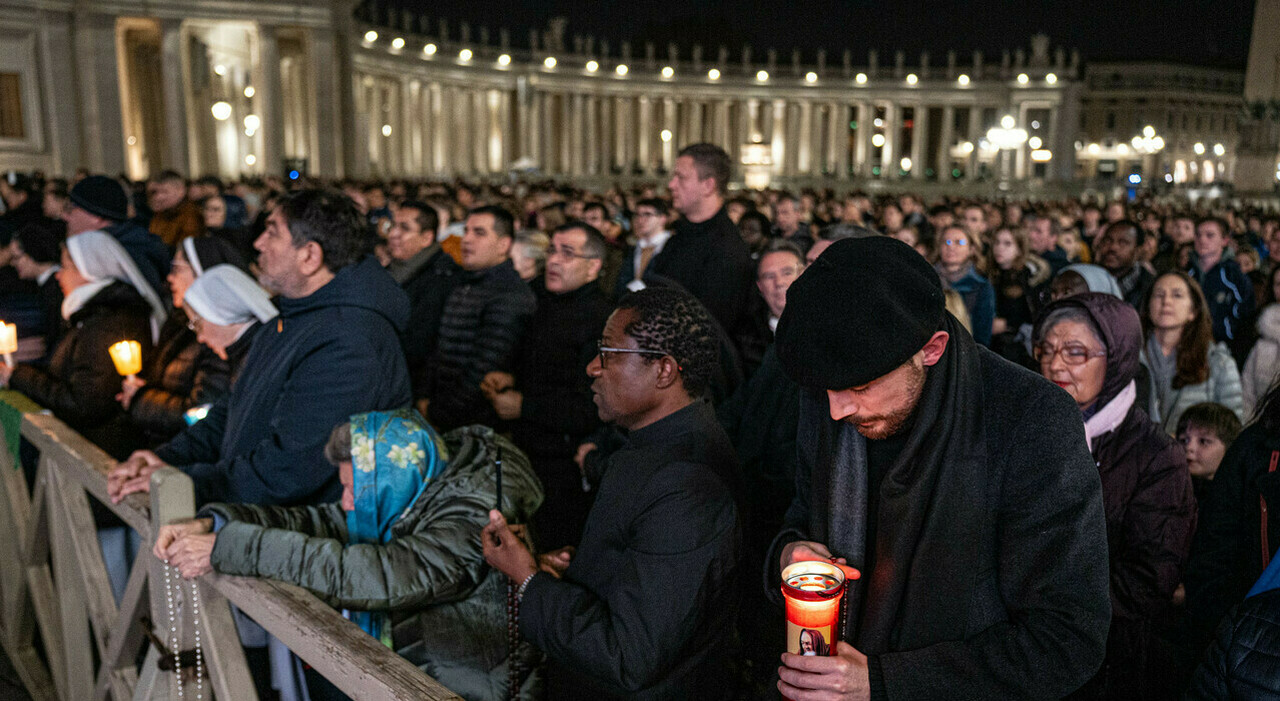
[68,175,128,223]
[776,236,945,389]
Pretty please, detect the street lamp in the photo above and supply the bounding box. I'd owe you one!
[985,115,1028,180]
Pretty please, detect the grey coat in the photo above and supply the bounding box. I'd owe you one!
[1142,340,1244,434]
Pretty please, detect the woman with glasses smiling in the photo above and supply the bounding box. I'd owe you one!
[1034,292,1195,699]
[934,224,995,346]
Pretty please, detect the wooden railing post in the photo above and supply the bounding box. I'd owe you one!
[146,467,257,701]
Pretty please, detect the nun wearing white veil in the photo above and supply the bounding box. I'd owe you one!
[182,264,276,381]
[1,231,161,459]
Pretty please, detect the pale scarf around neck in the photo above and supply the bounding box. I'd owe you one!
[1084,380,1136,453]
[61,231,166,342]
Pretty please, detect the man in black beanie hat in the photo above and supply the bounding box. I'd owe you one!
[773,237,1111,700]
[66,175,170,300]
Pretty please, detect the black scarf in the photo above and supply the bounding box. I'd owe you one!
[797,312,987,650]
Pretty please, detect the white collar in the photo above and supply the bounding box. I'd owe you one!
[36,265,59,286]
[638,230,671,249]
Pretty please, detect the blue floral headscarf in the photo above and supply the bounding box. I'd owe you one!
[345,409,448,644]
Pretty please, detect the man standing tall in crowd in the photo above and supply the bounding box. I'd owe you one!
[428,205,536,430]
[1095,220,1155,310]
[650,143,755,351]
[108,189,411,507]
[773,237,1109,699]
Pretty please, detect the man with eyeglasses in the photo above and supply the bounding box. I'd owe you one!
[772,236,1109,700]
[482,222,612,548]
[483,286,742,699]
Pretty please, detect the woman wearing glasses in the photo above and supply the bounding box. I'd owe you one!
[1139,271,1244,435]
[1034,292,1195,699]
[934,224,995,346]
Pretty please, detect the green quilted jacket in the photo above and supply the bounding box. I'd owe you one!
[203,425,544,701]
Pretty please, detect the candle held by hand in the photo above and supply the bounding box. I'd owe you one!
[108,340,143,378]
[0,322,16,368]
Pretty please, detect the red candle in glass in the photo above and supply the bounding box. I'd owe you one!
[781,560,848,659]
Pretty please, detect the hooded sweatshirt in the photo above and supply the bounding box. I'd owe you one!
[156,256,412,506]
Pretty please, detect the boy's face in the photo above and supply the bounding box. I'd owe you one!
[1179,425,1228,480]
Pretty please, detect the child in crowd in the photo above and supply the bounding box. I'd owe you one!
[1177,402,1243,503]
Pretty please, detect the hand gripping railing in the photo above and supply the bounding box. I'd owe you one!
[0,401,461,700]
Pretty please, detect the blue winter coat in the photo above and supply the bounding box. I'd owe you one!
[105,219,172,301]
[1190,255,1256,343]
[155,256,412,506]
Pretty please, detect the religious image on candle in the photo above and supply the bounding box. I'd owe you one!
[781,561,846,658]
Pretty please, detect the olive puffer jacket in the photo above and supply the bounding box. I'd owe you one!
[202,426,544,701]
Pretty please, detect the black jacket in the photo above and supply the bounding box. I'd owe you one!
[1187,422,1280,641]
[1186,587,1280,699]
[104,220,171,302]
[647,207,755,350]
[34,274,63,364]
[393,246,460,400]
[11,281,154,459]
[155,256,411,506]
[128,310,233,446]
[429,260,536,430]
[519,400,742,700]
[508,280,611,459]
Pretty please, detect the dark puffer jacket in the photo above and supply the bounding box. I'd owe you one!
[11,281,154,459]
[429,260,536,430]
[1186,588,1280,699]
[1036,294,1196,699]
[128,310,232,445]
[203,427,544,701]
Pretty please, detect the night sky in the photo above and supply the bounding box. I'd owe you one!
[386,0,1256,69]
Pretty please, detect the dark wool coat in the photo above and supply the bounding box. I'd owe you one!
[429,259,536,430]
[778,341,1111,700]
[128,310,232,445]
[646,206,755,348]
[155,256,411,506]
[519,401,742,699]
[396,246,460,400]
[11,281,153,459]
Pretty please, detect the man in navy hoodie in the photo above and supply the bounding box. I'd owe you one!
[1189,216,1255,348]
[108,189,412,507]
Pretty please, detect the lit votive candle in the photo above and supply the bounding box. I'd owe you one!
[0,322,16,368]
[108,340,143,378]
[781,560,850,660]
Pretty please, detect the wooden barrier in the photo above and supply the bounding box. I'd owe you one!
[0,405,462,701]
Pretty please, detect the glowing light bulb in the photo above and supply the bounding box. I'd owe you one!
[243,86,255,98]
[459,49,473,61]
[210,101,232,121]
[544,56,556,69]
[707,68,720,80]
[1046,73,1058,84]
[906,73,918,85]
[756,70,769,82]
[958,74,970,86]
[662,66,674,78]
[1017,73,1029,84]
[381,124,392,137]
[424,43,437,56]
[855,72,868,84]
[363,31,378,43]
[615,64,628,76]
[805,71,818,83]
[391,37,405,50]
[586,60,599,72]
[498,54,511,66]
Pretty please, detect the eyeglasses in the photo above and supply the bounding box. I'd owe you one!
[1033,343,1107,366]
[943,237,969,246]
[547,245,601,261]
[596,340,673,369]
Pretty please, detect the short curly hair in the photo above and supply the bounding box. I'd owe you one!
[616,287,720,398]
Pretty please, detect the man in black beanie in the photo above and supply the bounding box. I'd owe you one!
[66,175,170,300]
[772,237,1111,700]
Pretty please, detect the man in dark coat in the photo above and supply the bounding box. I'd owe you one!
[428,205,536,430]
[648,143,755,354]
[108,189,411,507]
[386,199,459,410]
[66,175,171,300]
[483,222,612,549]
[773,237,1110,700]
[484,287,742,699]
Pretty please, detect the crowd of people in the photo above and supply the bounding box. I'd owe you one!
[1,142,1280,700]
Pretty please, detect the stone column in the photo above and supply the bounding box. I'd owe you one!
[966,105,983,180]
[159,19,190,174]
[72,10,123,174]
[404,79,421,174]
[430,83,445,174]
[637,96,652,174]
[664,98,677,170]
[307,27,343,176]
[797,101,813,173]
[831,103,850,179]
[1014,102,1028,180]
[584,95,599,174]
[909,104,928,178]
[255,24,285,175]
[689,100,703,143]
[515,76,531,162]
[540,91,554,173]
[937,105,955,179]
[614,95,629,172]
[716,100,732,152]
[570,93,586,175]
[599,96,613,173]
[880,102,898,175]
[770,99,786,176]
[500,89,514,172]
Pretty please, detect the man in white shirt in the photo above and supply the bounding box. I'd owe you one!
[617,198,672,297]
